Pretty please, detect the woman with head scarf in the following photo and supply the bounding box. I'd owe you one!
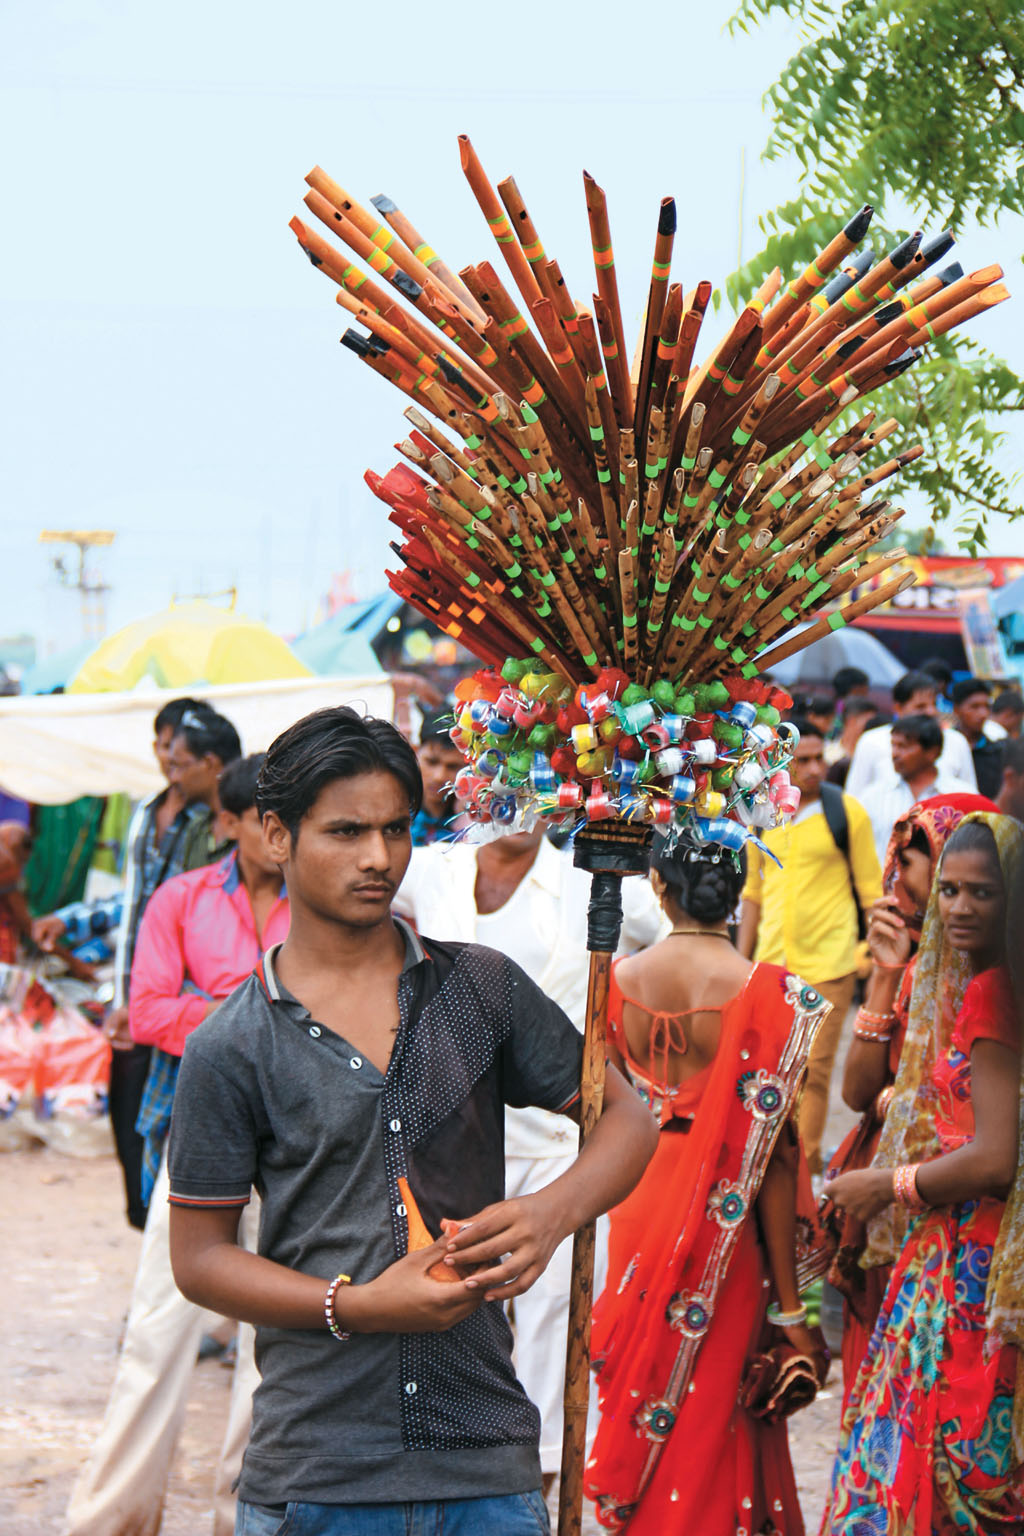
[823,812,1024,1531]
[825,793,996,1401]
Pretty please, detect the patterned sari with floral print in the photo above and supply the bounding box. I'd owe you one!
[584,963,829,1534]
[822,965,1024,1534]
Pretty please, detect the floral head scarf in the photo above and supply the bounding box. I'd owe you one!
[881,792,1000,898]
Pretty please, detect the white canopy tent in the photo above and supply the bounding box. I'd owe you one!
[0,675,395,804]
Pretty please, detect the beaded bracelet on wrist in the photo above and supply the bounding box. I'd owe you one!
[325,1272,352,1342]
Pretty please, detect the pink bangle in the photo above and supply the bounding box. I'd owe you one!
[893,1164,926,1211]
[325,1272,352,1342]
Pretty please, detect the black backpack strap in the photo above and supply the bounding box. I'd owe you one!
[819,783,865,940]
[819,781,849,855]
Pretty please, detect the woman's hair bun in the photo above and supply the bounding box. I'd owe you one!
[649,832,746,927]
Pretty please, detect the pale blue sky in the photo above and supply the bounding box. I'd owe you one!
[3,0,1021,659]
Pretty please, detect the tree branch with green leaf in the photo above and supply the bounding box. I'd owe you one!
[727,0,1024,550]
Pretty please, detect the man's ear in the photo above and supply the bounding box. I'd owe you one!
[218,808,242,844]
[262,810,291,867]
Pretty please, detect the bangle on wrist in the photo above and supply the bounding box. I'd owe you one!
[325,1272,352,1341]
[874,1086,896,1121]
[766,1301,807,1328]
[854,1026,893,1043]
[858,1006,896,1025]
[873,958,906,972]
[892,1164,926,1212]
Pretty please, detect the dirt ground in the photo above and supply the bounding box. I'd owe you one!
[2,1020,858,1536]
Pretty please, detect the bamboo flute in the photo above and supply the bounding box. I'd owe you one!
[753,571,915,672]
[497,176,560,307]
[584,171,633,422]
[761,204,874,339]
[370,192,482,317]
[458,135,546,316]
[633,198,677,437]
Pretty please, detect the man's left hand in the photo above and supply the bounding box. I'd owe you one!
[440,1188,573,1302]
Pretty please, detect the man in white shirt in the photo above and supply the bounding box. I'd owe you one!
[845,669,976,800]
[858,714,976,863]
[393,825,666,1493]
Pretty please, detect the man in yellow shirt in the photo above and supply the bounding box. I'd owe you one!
[737,717,882,1173]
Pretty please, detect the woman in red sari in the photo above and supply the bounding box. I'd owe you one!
[585,833,830,1534]
[826,794,997,1403]
[823,813,1024,1532]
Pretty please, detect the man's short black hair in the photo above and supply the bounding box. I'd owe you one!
[154,696,207,736]
[832,666,869,699]
[787,714,824,743]
[172,709,242,767]
[418,708,456,748]
[219,754,267,818]
[993,690,1024,718]
[950,676,992,707]
[893,670,938,707]
[806,693,836,717]
[256,707,422,840]
[844,696,879,720]
[1002,737,1024,776]
[921,657,954,690]
[891,713,943,753]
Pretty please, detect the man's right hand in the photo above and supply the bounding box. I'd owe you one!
[104,1005,134,1051]
[339,1236,484,1334]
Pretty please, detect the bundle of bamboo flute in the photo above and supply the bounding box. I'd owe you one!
[291,140,1008,685]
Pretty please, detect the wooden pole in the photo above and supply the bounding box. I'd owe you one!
[557,822,653,1536]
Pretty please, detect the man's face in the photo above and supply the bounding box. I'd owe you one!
[153,724,176,779]
[994,707,1024,739]
[954,691,990,741]
[166,734,219,805]
[789,734,826,800]
[891,731,938,781]
[264,770,412,931]
[416,739,465,818]
[897,686,938,718]
[806,708,835,738]
[1000,768,1024,821]
[219,805,281,879]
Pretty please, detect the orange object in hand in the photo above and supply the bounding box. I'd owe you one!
[397,1177,473,1283]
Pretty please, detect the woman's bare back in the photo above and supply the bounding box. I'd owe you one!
[615,937,754,1086]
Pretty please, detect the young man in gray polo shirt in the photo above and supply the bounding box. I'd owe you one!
[167,706,657,1536]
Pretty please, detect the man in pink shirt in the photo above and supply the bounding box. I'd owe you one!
[66,754,289,1536]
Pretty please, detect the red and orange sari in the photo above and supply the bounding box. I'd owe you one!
[584,962,830,1534]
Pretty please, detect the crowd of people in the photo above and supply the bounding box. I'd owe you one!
[5,660,1024,1534]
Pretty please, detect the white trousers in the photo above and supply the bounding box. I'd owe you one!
[505,1152,607,1475]
[65,1155,259,1536]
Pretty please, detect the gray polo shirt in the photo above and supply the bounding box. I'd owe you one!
[167,918,583,1506]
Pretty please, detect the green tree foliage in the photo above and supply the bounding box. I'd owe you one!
[727,0,1024,550]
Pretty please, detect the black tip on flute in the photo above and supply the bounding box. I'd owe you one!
[393,270,423,302]
[890,231,923,270]
[658,198,677,237]
[340,329,372,357]
[937,261,964,287]
[919,230,955,265]
[844,204,874,243]
[371,194,398,215]
[872,301,903,327]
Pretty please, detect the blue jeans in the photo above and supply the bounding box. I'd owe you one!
[235,1490,550,1535]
